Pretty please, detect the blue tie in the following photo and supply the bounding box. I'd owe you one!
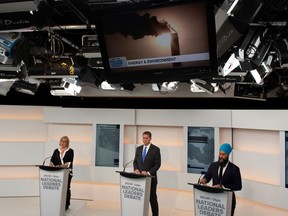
[142,147,147,162]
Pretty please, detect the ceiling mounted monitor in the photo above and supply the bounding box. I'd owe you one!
[95,0,218,84]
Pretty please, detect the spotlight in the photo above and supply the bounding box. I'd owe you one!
[190,79,215,95]
[60,78,82,95]
[152,81,178,92]
[220,53,240,76]
[250,60,273,85]
[100,81,123,91]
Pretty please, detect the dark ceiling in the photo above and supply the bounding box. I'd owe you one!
[0,0,288,109]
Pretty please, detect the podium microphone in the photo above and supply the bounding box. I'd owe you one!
[42,156,52,166]
[123,159,135,172]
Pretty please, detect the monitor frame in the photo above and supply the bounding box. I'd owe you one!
[95,0,218,84]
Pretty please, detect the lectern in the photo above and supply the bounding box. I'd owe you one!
[117,171,152,216]
[38,165,69,216]
[189,183,233,216]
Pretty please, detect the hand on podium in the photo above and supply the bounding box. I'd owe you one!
[212,184,223,188]
[134,169,150,176]
[199,177,207,185]
[134,169,141,174]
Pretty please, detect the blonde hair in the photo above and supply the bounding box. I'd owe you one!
[60,136,70,147]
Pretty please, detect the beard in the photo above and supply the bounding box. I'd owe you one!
[218,157,228,166]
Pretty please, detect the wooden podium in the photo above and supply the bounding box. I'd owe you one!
[38,165,69,216]
[189,183,233,216]
[117,171,152,216]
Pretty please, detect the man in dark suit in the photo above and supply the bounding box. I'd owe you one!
[133,131,161,216]
[199,143,242,216]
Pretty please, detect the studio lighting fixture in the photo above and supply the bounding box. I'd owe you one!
[250,62,272,85]
[220,53,241,76]
[100,81,124,91]
[190,79,216,95]
[152,81,179,92]
[61,77,82,96]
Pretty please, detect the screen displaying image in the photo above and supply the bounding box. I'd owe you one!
[95,124,120,167]
[97,0,216,81]
[103,1,209,71]
[187,127,215,174]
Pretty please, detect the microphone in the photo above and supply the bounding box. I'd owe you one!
[123,159,135,172]
[197,171,207,184]
[42,156,52,166]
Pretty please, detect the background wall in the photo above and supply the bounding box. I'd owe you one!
[0,106,287,212]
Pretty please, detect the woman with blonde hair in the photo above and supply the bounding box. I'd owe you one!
[50,136,74,210]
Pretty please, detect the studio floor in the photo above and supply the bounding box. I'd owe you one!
[0,197,288,216]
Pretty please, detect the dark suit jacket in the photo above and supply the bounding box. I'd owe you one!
[133,144,161,183]
[204,161,242,191]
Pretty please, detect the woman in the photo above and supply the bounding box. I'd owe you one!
[50,136,74,210]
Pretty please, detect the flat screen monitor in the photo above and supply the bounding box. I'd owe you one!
[95,0,218,84]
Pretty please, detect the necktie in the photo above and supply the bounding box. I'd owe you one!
[219,165,224,185]
[142,147,147,162]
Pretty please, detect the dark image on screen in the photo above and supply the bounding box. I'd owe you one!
[101,1,210,72]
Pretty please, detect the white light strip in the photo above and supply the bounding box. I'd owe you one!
[227,0,240,15]
[250,69,262,84]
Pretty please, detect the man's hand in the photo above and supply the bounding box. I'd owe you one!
[134,169,140,174]
[212,184,222,188]
[199,178,207,185]
[141,171,149,175]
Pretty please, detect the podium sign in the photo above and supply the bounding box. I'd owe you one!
[191,184,232,216]
[118,172,151,216]
[38,166,69,216]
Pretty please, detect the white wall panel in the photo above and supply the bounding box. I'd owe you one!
[47,124,93,143]
[219,128,232,146]
[0,179,39,197]
[0,142,45,165]
[238,179,288,210]
[233,129,279,154]
[0,105,43,120]
[136,110,232,127]
[0,120,47,141]
[160,146,183,172]
[233,150,279,185]
[0,166,38,178]
[232,110,288,130]
[43,107,135,124]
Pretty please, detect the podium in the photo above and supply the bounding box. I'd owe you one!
[38,165,69,216]
[189,183,233,216]
[117,171,152,216]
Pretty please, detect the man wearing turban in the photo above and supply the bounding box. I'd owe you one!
[199,143,242,216]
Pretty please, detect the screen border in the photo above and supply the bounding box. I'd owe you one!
[95,0,218,84]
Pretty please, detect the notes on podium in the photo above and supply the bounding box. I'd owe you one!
[116,171,152,216]
[188,183,233,216]
[37,165,69,216]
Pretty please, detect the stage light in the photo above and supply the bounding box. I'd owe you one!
[152,81,179,92]
[100,81,124,91]
[61,78,82,95]
[190,79,216,95]
[220,53,240,76]
[250,62,272,85]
